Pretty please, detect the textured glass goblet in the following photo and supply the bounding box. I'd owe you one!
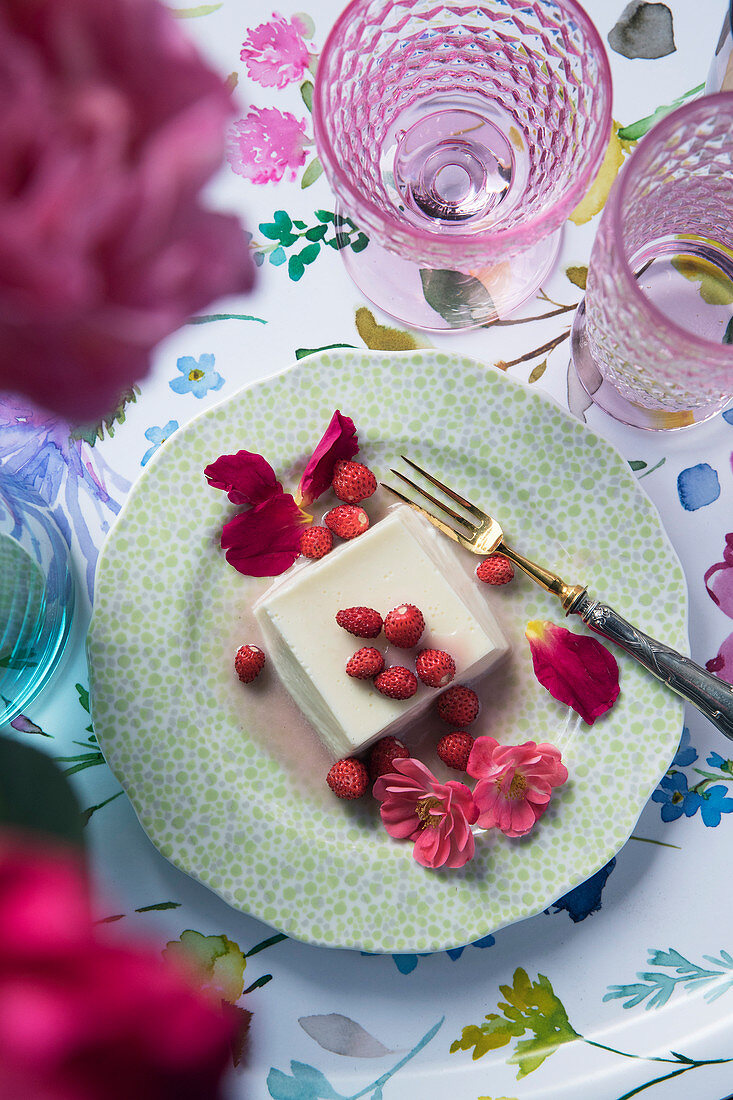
[572,93,733,430]
[313,0,612,331]
[0,469,74,724]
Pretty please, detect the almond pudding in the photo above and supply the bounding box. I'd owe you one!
[254,505,510,759]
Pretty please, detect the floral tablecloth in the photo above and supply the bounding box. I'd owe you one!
[7,1,733,1097]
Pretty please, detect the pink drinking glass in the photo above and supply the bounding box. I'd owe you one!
[313,0,612,331]
[572,93,733,430]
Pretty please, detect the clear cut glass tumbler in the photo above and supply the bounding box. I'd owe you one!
[0,468,74,725]
[313,0,612,331]
[572,93,733,430]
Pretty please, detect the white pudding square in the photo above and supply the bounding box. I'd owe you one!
[254,505,510,759]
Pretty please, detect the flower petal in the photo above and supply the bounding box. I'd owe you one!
[204,449,282,506]
[296,410,359,506]
[502,798,538,838]
[525,620,620,725]
[220,493,306,576]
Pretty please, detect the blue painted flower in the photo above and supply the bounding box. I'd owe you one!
[0,394,130,600]
[699,785,733,827]
[141,421,179,466]
[365,937,497,972]
[672,727,697,767]
[547,857,616,922]
[372,933,496,973]
[652,772,702,822]
[677,463,720,511]
[169,353,224,398]
[707,751,732,772]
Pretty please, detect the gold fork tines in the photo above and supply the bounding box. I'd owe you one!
[381,456,587,614]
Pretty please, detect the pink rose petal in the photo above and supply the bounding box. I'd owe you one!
[220,492,307,576]
[296,410,359,506]
[204,449,282,506]
[525,620,620,725]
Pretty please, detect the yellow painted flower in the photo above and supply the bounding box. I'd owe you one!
[568,122,636,226]
[164,930,247,1003]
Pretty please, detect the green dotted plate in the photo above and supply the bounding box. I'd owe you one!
[87,350,686,952]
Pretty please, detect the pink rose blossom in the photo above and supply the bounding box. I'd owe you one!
[373,757,478,869]
[0,831,235,1099]
[228,107,308,184]
[240,13,311,89]
[467,737,568,838]
[525,620,620,725]
[0,0,254,422]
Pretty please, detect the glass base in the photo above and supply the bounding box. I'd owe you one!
[0,473,75,725]
[339,217,561,331]
[570,299,729,430]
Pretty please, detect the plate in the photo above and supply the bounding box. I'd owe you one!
[87,349,686,953]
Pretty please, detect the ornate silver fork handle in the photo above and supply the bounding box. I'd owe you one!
[573,592,733,742]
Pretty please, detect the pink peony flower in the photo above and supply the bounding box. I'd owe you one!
[467,737,568,838]
[373,757,478,869]
[0,831,236,1100]
[0,0,254,423]
[525,620,620,725]
[240,13,311,89]
[228,107,308,184]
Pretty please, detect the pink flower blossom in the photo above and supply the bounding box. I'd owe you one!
[228,107,308,184]
[0,831,236,1099]
[240,13,311,89]
[525,620,620,725]
[296,410,358,506]
[373,757,478,869]
[0,0,254,422]
[467,737,568,838]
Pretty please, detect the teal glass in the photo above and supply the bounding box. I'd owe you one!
[0,469,74,724]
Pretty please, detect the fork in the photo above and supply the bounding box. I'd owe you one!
[383,456,733,742]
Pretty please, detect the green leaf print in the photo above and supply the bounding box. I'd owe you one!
[420,268,497,327]
[301,157,324,188]
[451,968,580,1078]
[164,930,247,1003]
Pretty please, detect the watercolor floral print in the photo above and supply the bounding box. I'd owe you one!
[240,12,314,88]
[653,728,733,827]
[228,11,321,188]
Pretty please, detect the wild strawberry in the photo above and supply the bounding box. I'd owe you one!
[415,648,456,688]
[383,604,425,648]
[437,731,474,770]
[234,644,265,683]
[346,647,385,679]
[436,684,480,725]
[367,736,409,781]
[336,606,383,638]
[332,459,377,504]
[325,504,370,539]
[300,525,333,560]
[476,554,514,585]
[327,757,369,799]
[374,666,418,700]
